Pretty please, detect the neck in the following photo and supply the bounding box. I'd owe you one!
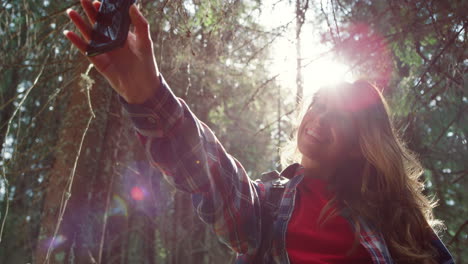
[300,157,336,179]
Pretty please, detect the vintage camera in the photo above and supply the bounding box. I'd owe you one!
[86,0,137,57]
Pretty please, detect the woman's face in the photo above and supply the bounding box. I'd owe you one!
[297,91,360,167]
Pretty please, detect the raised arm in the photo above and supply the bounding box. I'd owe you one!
[64,1,264,256]
[120,76,263,255]
[64,0,159,104]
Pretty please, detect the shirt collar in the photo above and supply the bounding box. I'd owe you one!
[280,163,304,179]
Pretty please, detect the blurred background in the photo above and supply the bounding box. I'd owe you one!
[0,0,466,263]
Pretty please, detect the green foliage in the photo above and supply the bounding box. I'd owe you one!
[2,0,465,262]
[0,0,280,263]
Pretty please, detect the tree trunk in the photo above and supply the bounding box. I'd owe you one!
[34,64,113,263]
[0,69,19,156]
[295,0,305,109]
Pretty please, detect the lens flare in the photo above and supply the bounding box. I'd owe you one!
[108,195,128,217]
[131,186,145,201]
[45,234,67,250]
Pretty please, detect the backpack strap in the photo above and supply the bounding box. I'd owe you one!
[254,171,289,263]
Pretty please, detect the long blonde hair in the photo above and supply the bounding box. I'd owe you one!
[282,80,443,263]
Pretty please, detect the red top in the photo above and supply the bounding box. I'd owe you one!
[286,177,373,264]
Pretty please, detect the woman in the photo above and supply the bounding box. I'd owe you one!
[279,82,453,263]
[64,1,454,263]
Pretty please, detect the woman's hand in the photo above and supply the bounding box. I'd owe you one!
[64,0,160,104]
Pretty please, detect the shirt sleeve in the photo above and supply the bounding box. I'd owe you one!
[120,75,264,255]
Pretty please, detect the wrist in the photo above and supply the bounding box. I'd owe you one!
[122,73,160,104]
[123,89,156,104]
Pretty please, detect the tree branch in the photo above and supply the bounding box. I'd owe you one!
[448,220,468,245]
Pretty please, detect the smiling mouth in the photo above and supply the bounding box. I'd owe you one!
[304,127,330,143]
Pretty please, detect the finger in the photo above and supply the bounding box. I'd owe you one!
[129,5,150,40]
[81,0,100,24]
[63,30,108,71]
[63,30,88,53]
[66,8,93,41]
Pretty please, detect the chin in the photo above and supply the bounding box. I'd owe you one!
[298,144,323,161]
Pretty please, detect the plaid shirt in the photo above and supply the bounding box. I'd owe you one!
[121,75,454,264]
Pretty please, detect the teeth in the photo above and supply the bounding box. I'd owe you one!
[306,129,317,137]
[305,128,327,142]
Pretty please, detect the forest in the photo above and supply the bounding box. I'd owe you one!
[0,0,466,263]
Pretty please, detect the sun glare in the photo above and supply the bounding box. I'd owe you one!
[272,54,355,100]
[303,58,354,94]
[259,0,355,100]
